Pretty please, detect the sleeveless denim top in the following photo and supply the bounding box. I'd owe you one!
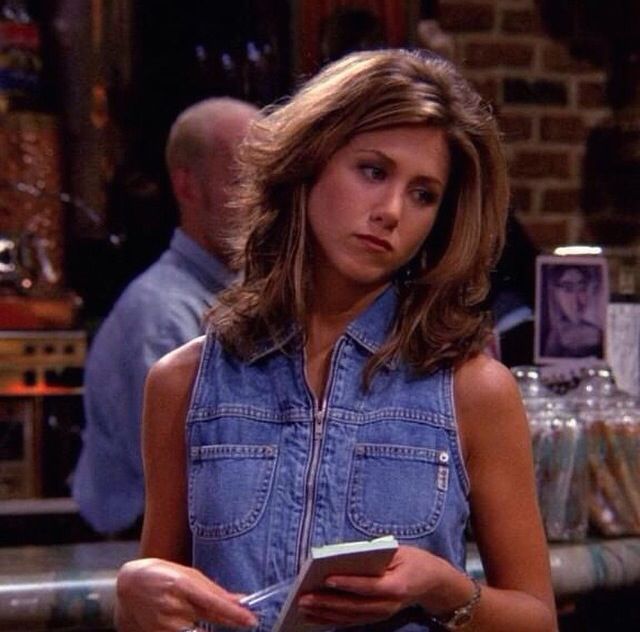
[186,287,470,631]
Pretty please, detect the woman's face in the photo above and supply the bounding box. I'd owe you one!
[553,267,588,324]
[306,125,450,295]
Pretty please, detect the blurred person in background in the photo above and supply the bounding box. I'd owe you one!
[487,214,538,367]
[72,97,259,535]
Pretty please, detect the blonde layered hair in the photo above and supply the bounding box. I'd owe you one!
[211,49,509,376]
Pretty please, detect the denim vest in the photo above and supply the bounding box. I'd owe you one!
[186,287,470,631]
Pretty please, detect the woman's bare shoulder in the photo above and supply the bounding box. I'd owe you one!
[454,353,521,408]
[148,336,205,392]
[453,353,527,458]
[142,336,206,447]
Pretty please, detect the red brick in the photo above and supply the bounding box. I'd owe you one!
[503,78,567,105]
[510,186,533,212]
[498,113,533,142]
[464,42,534,68]
[578,81,607,108]
[501,9,540,34]
[540,116,587,143]
[439,3,495,32]
[542,43,601,74]
[471,77,499,104]
[510,151,571,178]
[542,188,581,213]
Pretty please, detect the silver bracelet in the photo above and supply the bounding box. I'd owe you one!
[431,574,482,630]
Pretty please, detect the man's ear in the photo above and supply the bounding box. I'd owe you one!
[170,167,200,206]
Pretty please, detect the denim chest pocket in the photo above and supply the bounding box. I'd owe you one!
[347,443,450,538]
[188,444,278,539]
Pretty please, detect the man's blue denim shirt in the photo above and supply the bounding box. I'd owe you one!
[72,228,234,534]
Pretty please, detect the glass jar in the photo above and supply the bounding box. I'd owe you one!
[570,364,640,536]
[512,366,588,541]
[512,365,557,412]
[528,404,588,541]
[582,399,640,536]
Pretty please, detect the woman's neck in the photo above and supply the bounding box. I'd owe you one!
[310,270,389,322]
[303,320,341,404]
[304,279,390,401]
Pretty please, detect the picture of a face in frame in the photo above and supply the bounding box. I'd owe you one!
[534,255,609,364]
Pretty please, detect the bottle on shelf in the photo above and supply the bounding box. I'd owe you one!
[0,0,42,111]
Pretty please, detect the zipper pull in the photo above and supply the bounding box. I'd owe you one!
[314,402,326,439]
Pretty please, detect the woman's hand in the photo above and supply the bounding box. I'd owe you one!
[296,545,472,627]
[115,558,259,631]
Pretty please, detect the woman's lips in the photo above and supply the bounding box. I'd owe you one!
[355,234,393,251]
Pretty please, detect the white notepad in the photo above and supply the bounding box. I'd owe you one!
[273,535,399,632]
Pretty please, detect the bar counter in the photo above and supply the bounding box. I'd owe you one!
[1,538,639,631]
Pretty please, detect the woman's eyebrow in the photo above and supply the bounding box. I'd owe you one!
[353,148,391,161]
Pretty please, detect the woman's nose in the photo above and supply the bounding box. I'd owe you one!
[370,188,403,229]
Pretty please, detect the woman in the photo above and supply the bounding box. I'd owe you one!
[116,49,557,631]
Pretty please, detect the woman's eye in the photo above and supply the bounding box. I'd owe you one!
[359,164,386,181]
[412,188,439,206]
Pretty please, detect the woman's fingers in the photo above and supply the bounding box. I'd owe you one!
[293,546,443,627]
[116,558,258,631]
[323,574,388,596]
[298,590,399,623]
[187,584,258,628]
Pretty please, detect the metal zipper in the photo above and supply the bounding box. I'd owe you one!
[295,339,342,566]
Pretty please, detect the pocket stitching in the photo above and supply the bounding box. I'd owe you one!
[189,444,278,539]
[347,443,448,538]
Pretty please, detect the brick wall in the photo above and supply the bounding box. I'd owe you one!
[436,0,614,252]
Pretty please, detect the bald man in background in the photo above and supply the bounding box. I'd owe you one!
[72,98,259,535]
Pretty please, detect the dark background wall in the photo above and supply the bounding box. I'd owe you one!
[8,0,640,316]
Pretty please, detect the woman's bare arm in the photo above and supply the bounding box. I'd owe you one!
[115,337,257,631]
[455,353,557,630]
[139,337,203,561]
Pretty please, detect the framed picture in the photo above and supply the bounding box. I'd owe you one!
[534,255,609,364]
